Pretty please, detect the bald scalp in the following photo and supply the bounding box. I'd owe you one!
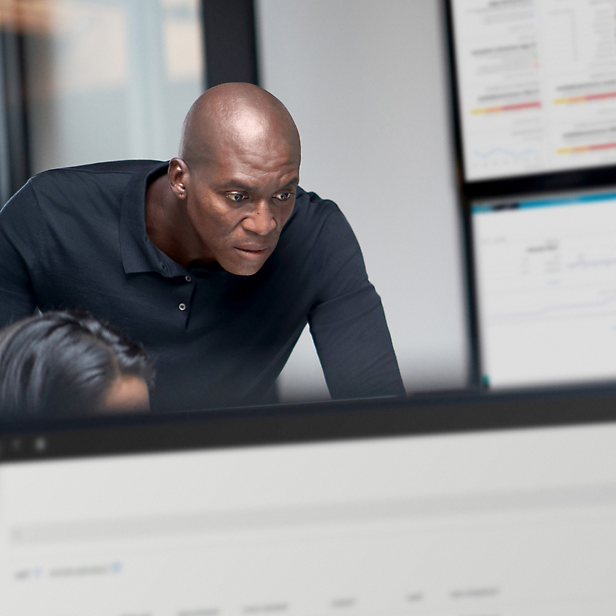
[179,83,301,170]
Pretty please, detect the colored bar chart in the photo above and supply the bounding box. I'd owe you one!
[471,101,542,115]
[558,142,616,155]
[554,91,616,104]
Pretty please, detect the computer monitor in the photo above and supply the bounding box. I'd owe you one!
[446,0,616,198]
[471,188,616,388]
[446,1,616,388]
[2,389,616,614]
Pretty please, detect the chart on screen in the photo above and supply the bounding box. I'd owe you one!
[451,0,616,180]
[473,191,616,387]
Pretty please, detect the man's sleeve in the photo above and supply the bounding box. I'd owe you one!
[308,206,405,399]
[0,182,39,327]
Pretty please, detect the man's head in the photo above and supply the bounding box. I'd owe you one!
[168,83,301,275]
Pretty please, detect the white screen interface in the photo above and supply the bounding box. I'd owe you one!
[451,0,616,181]
[3,423,616,615]
[473,191,616,388]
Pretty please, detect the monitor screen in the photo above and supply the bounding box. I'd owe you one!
[2,394,616,614]
[449,0,616,185]
[471,188,616,388]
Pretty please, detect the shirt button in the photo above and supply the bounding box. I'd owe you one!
[179,303,186,311]
[185,275,192,282]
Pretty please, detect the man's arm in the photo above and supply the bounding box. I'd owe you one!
[0,182,39,327]
[307,206,405,400]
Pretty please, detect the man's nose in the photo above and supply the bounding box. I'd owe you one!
[244,200,276,235]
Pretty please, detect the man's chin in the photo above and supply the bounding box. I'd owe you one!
[220,256,267,276]
[220,246,273,276]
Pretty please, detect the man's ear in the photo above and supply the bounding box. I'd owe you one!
[168,158,189,199]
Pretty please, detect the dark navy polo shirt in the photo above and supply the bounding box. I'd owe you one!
[0,160,404,411]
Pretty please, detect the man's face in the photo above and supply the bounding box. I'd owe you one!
[183,137,300,276]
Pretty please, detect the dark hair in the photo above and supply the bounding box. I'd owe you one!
[0,311,155,419]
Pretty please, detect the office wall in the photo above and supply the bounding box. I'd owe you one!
[257,0,470,400]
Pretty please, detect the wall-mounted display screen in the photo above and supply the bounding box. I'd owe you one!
[472,189,616,388]
[450,0,616,183]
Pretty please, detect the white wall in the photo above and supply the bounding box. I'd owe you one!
[257,0,470,400]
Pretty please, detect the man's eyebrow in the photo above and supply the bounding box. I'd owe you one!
[222,180,254,191]
[220,178,299,191]
[281,177,299,188]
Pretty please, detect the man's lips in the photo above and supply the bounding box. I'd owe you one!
[234,246,271,258]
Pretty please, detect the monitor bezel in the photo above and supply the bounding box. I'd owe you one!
[3,386,616,464]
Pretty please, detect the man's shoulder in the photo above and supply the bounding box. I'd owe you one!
[292,186,343,226]
[17,159,165,215]
[2,159,165,224]
[295,186,338,209]
[278,187,357,262]
[30,159,163,187]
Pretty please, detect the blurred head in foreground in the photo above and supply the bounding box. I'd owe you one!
[0,311,154,419]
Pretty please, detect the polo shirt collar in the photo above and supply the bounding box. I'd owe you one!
[120,160,184,277]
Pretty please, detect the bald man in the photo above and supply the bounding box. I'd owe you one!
[0,84,404,412]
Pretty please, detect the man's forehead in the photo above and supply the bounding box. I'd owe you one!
[202,147,299,189]
[219,118,298,156]
[209,155,300,182]
[207,130,300,169]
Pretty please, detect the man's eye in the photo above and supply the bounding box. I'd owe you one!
[275,192,291,201]
[227,193,245,202]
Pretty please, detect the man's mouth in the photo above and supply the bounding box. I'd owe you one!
[234,246,269,258]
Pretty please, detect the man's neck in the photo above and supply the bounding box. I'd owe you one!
[144,174,191,268]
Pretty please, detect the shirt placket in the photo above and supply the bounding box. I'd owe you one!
[175,274,195,327]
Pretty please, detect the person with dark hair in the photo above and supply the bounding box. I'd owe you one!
[0,311,155,419]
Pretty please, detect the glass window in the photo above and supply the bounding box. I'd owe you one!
[3,0,205,174]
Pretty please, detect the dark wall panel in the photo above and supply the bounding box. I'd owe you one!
[202,0,259,88]
[0,29,30,201]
